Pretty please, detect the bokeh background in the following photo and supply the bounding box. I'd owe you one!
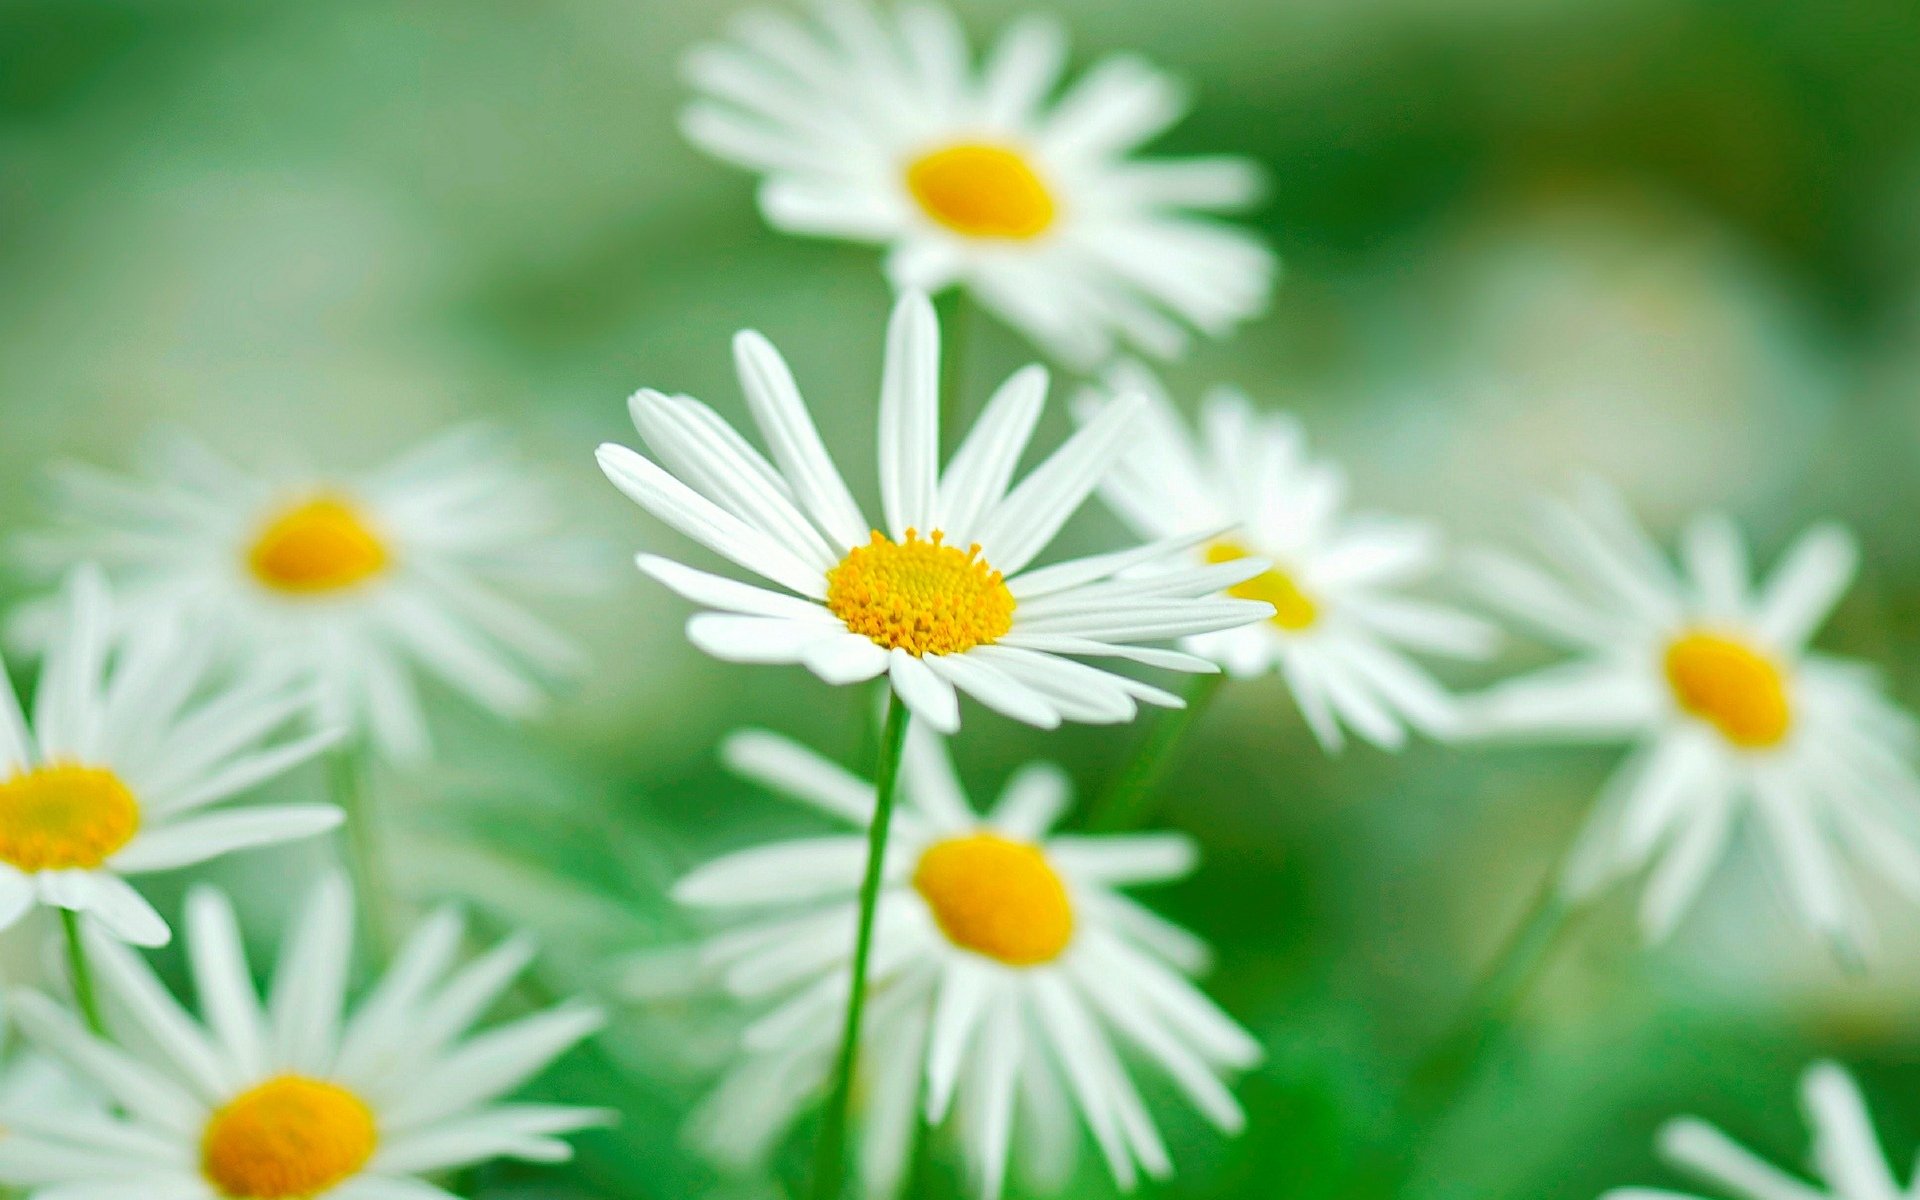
[5,0,1920,1197]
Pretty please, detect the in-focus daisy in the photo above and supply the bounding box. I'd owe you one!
[1467,483,1920,950]
[0,568,340,947]
[682,0,1276,367]
[595,291,1274,734]
[12,426,595,761]
[1605,1061,1909,1200]
[671,726,1260,1199]
[1079,365,1497,751]
[0,873,607,1200]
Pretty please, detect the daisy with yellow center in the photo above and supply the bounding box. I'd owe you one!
[1466,483,1920,950]
[680,2,1275,367]
[0,874,608,1200]
[660,727,1260,1200]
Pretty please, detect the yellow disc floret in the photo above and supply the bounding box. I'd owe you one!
[1663,630,1792,749]
[1208,539,1319,631]
[905,142,1058,241]
[913,833,1074,966]
[247,495,390,596]
[201,1076,378,1199]
[0,764,140,872]
[826,530,1016,656]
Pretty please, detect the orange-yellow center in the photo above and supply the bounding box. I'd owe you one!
[912,833,1074,966]
[905,142,1057,241]
[201,1076,378,1199]
[1209,539,1319,631]
[1663,631,1792,749]
[0,764,140,872]
[247,495,389,596]
[826,530,1015,657]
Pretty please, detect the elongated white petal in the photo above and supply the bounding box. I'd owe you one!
[734,329,869,547]
[879,291,942,538]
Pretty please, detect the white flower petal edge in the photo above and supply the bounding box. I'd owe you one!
[597,290,1275,734]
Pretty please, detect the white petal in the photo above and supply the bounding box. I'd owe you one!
[734,329,869,547]
[722,729,875,824]
[111,806,342,873]
[988,762,1072,839]
[924,652,1061,729]
[638,554,836,621]
[674,837,874,907]
[269,873,354,1073]
[935,365,1047,544]
[687,613,841,663]
[975,391,1147,576]
[1757,524,1858,650]
[889,649,960,733]
[879,291,942,538]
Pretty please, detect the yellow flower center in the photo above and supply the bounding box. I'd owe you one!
[0,764,140,872]
[912,833,1074,966]
[905,142,1057,241]
[826,530,1015,657]
[201,1076,378,1200]
[1208,540,1319,631]
[1662,631,1792,749]
[246,495,390,596]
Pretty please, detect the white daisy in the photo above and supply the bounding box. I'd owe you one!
[681,0,1276,367]
[673,726,1261,1199]
[0,568,340,948]
[12,425,594,762]
[1079,364,1498,751]
[1606,1061,1909,1200]
[595,290,1275,735]
[1466,482,1920,950]
[0,873,608,1200]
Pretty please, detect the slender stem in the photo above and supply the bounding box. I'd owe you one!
[1085,672,1226,833]
[59,908,106,1038]
[936,287,974,451]
[810,695,913,1200]
[328,743,394,961]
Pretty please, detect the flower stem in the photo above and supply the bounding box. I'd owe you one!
[809,694,913,1200]
[1085,672,1226,832]
[936,286,974,451]
[327,742,394,962]
[59,908,106,1038]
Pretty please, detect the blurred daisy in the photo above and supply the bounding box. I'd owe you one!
[596,291,1274,734]
[1080,366,1497,751]
[0,568,339,948]
[1605,1061,1907,1200]
[682,0,1275,367]
[12,426,594,762]
[672,726,1260,1199]
[1468,483,1920,950]
[0,873,607,1199]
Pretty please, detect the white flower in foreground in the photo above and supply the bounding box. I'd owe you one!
[672,727,1260,1199]
[682,0,1276,367]
[0,568,340,947]
[1605,1062,1908,1200]
[1468,483,1920,950]
[0,874,607,1200]
[595,291,1274,734]
[12,426,595,762]
[1080,365,1497,751]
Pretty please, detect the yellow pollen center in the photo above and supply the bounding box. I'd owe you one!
[1208,539,1319,631]
[913,833,1074,966]
[1663,631,1792,749]
[905,142,1058,240]
[201,1076,378,1200]
[247,495,390,596]
[0,764,140,872]
[826,530,1015,656]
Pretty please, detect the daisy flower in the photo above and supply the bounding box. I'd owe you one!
[672,726,1261,1199]
[1467,482,1920,950]
[1079,365,1498,751]
[0,873,608,1200]
[681,0,1276,367]
[1605,1061,1909,1200]
[594,290,1275,734]
[12,425,594,762]
[0,568,340,948]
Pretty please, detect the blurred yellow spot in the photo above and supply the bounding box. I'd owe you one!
[201,1076,377,1199]
[0,764,139,872]
[1663,631,1791,748]
[1209,539,1319,631]
[247,496,389,596]
[906,143,1057,240]
[827,530,1014,656]
[913,833,1073,966]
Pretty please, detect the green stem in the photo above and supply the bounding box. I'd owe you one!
[936,287,974,452]
[328,744,394,962]
[1085,672,1226,833]
[59,908,106,1038]
[810,695,913,1200]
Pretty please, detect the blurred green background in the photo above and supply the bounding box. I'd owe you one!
[5,0,1920,1198]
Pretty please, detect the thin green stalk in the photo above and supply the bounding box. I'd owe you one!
[1085,672,1226,833]
[810,695,913,1200]
[59,908,106,1037]
[328,743,394,961]
[935,287,974,451]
